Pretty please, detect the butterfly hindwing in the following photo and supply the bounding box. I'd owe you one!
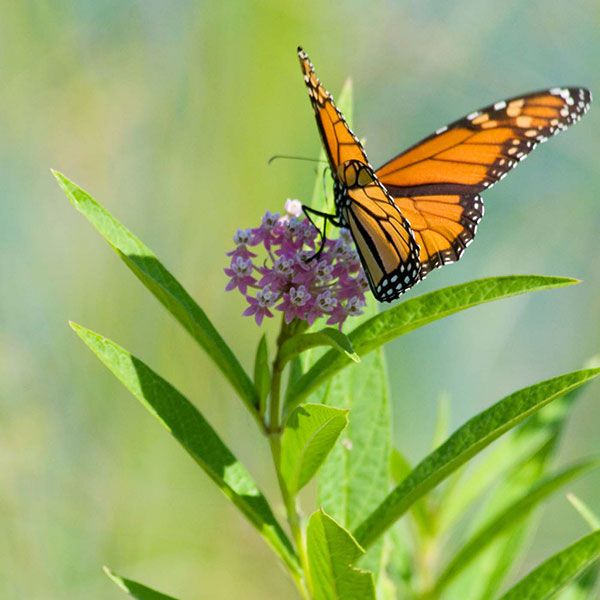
[390,193,484,276]
[343,180,421,301]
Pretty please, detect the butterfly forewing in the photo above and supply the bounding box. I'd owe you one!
[376,88,592,196]
[298,47,369,171]
[299,47,420,301]
[374,87,590,277]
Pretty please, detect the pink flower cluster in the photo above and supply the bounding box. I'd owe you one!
[225,199,367,328]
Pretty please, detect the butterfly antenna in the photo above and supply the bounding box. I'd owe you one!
[268,154,328,165]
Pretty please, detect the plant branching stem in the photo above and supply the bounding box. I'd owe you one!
[266,316,312,599]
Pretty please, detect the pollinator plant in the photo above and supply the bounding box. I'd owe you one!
[58,85,600,599]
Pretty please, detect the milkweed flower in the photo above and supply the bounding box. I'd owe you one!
[225,199,366,329]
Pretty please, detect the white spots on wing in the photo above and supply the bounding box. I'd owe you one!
[494,100,507,110]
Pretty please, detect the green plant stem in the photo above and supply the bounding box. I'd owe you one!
[271,435,312,599]
[266,316,312,599]
[268,317,289,433]
[412,526,439,597]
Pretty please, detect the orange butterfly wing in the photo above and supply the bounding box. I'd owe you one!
[299,47,421,300]
[298,47,369,171]
[387,193,483,276]
[298,46,591,298]
[376,88,591,272]
[342,178,421,300]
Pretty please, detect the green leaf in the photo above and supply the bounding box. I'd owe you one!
[286,276,579,409]
[442,378,592,599]
[432,458,600,594]
[315,307,391,577]
[438,426,551,532]
[279,328,359,367]
[54,171,258,420]
[307,509,375,600]
[382,526,414,600]
[254,334,270,417]
[104,567,178,599]
[558,563,600,600]
[390,449,412,484]
[390,450,429,536]
[448,441,554,600]
[280,404,348,495]
[71,323,299,576]
[439,375,588,531]
[498,530,600,600]
[568,494,600,530]
[352,368,600,550]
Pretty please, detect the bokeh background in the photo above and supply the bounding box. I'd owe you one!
[1,1,599,598]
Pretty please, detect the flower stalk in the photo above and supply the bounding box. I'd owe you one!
[266,314,312,598]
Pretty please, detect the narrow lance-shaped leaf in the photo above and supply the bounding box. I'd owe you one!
[447,439,555,600]
[314,294,391,578]
[353,368,600,550]
[104,567,178,600]
[390,450,429,535]
[280,404,348,495]
[307,509,376,600]
[71,323,299,576]
[444,381,591,600]
[254,334,270,417]
[440,379,589,531]
[54,171,258,418]
[279,328,359,367]
[432,457,600,595]
[558,498,600,600]
[286,276,579,409]
[498,530,600,600]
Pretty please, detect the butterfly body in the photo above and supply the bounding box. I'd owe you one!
[298,47,591,302]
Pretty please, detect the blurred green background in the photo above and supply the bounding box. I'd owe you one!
[1,1,599,598]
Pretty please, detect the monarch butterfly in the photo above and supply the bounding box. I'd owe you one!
[298,47,591,302]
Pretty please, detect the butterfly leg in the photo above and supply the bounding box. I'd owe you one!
[302,205,341,262]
